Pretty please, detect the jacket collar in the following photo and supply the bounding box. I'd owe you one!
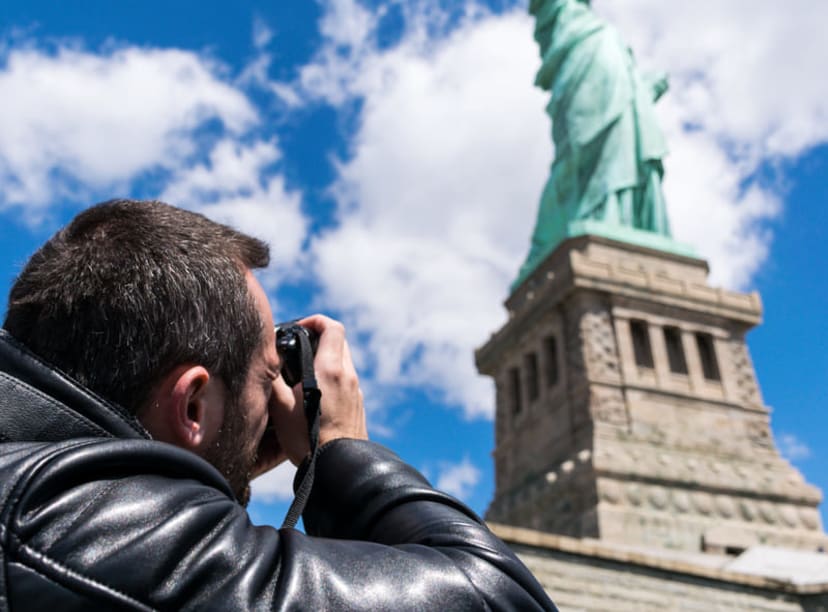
[0,329,150,442]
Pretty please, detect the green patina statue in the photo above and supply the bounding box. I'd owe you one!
[515,0,692,288]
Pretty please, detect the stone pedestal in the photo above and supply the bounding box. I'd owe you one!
[476,235,827,553]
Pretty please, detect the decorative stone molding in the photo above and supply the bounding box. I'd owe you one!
[581,306,620,382]
[590,387,628,426]
[730,339,763,406]
[502,235,762,327]
[478,235,826,554]
[746,417,774,450]
[492,521,828,608]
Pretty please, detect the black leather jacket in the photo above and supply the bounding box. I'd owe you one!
[0,330,555,611]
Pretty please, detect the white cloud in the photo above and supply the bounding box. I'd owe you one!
[251,461,297,503]
[278,0,828,420]
[0,42,257,221]
[252,17,274,49]
[160,137,309,289]
[319,0,377,49]
[660,121,780,288]
[435,457,481,500]
[289,0,379,107]
[238,18,275,90]
[777,433,812,462]
[0,36,310,292]
[161,138,282,200]
[598,0,828,160]
[307,9,548,418]
[595,0,828,287]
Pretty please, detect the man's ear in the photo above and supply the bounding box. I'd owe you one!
[139,365,226,453]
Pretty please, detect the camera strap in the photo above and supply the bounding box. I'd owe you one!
[281,330,321,529]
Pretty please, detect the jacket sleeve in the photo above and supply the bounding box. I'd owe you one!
[7,438,557,611]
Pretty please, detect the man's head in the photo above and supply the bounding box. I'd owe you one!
[3,199,279,503]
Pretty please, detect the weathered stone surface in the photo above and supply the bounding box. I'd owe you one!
[477,235,827,553]
[491,523,828,612]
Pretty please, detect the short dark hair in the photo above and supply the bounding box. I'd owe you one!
[3,199,270,415]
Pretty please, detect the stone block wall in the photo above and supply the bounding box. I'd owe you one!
[478,235,826,553]
[490,524,828,612]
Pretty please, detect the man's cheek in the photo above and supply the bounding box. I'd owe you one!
[255,419,287,473]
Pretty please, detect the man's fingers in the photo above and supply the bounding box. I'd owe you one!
[297,314,346,380]
[342,337,357,378]
[294,314,368,446]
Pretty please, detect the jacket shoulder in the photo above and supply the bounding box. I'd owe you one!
[0,438,269,611]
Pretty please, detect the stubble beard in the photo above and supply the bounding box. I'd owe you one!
[202,398,257,507]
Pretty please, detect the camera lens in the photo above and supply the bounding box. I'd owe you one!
[274,323,319,387]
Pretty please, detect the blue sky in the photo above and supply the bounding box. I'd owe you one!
[0,0,826,529]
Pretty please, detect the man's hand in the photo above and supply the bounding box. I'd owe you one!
[269,314,368,466]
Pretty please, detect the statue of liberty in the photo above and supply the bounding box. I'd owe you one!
[515,0,684,287]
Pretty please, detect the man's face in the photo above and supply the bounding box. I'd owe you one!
[203,271,283,506]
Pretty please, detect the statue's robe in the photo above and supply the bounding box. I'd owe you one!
[518,0,671,283]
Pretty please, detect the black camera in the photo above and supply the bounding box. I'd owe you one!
[274,322,322,528]
[275,323,319,387]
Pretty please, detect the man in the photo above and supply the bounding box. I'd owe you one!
[0,199,556,610]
